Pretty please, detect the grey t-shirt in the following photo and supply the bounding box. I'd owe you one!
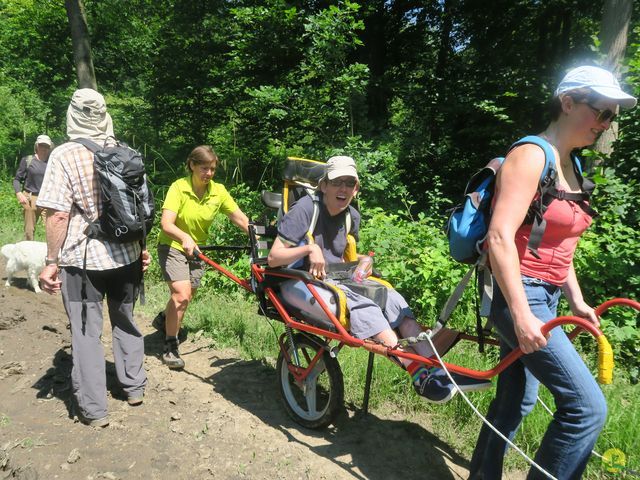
[277,193,360,267]
[13,155,48,194]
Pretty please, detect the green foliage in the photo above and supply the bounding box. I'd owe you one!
[331,136,408,210]
[0,180,24,244]
[358,207,473,327]
[0,0,71,169]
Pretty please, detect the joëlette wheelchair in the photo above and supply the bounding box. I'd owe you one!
[196,156,640,429]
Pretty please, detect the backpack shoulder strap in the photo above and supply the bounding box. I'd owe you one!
[307,192,353,245]
[72,138,101,153]
[509,135,557,184]
[570,152,595,195]
[307,191,320,244]
[568,152,598,217]
[508,135,557,259]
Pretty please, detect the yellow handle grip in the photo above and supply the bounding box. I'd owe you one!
[597,335,613,385]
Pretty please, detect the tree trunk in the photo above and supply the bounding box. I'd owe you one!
[592,0,632,168]
[361,2,388,134]
[65,0,97,90]
[430,0,455,144]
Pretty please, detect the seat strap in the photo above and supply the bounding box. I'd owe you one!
[323,281,350,330]
[368,276,392,289]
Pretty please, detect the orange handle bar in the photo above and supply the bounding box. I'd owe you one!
[449,298,639,382]
[568,298,640,341]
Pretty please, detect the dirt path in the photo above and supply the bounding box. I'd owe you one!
[0,259,478,480]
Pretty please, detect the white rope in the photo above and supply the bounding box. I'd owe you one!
[419,331,558,480]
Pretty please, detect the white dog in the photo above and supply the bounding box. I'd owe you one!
[1,241,48,293]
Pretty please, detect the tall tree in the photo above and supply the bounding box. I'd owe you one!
[593,0,633,160]
[65,0,97,89]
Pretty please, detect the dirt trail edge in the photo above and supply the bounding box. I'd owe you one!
[1,259,473,480]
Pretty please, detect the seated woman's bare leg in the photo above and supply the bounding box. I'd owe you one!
[372,327,429,369]
[397,318,435,359]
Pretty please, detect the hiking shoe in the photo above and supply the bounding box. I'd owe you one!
[162,338,185,370]
[152,311,167,334]
[414,372,457,404]
[446,372,492,393]
[153,311,187,342]
[127,395,144,406]
[80,415,109,428]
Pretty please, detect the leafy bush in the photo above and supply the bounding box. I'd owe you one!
[358,207,475,329]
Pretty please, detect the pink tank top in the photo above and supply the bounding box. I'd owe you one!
[515,192,592,286]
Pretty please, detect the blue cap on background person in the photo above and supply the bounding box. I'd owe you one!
[325,156,359,181]
[554,65,637,108]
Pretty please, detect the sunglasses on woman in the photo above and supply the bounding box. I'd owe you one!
[584,103,617,124]
[328,178,358,188]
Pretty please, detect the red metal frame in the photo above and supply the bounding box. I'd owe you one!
[198,251,252,292]
[277,333,327,385]
[197,250,640,383]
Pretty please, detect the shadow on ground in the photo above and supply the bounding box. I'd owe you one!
[33,342,145,419]
[181,350,469,480]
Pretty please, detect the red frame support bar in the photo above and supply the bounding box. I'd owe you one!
[197,252,252,292]
[278,333,326,384]
[567,297,640,341]
[194,251,639,384]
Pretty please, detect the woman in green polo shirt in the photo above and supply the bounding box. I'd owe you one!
[155,145,249,369]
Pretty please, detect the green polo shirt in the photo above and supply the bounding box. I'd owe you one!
[158,176,239,252]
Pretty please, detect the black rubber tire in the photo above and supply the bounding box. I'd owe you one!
[276,333,344,429]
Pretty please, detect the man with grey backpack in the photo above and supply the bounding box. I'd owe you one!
[37,88,152,428]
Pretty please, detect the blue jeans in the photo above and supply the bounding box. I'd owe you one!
[469,276,607,480]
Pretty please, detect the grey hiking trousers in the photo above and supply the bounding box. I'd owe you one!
[61,261,147,421]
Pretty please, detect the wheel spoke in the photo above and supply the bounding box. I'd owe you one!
[277,335,343,429]
[304,378,318,415]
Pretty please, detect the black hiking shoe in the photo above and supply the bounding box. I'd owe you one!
[153,311,187,342]
[152,311,166,333]
[162,337,185,370]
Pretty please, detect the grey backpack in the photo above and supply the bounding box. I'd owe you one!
[73,138,155,244]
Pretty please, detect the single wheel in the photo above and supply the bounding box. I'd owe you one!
[276,333,344,429]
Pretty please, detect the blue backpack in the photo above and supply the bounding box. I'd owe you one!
[447,135,593,264]
[441,135,596,352]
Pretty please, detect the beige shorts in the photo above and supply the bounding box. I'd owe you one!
[157,244,205,288]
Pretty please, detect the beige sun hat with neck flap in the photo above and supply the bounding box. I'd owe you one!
[66,88,115,142]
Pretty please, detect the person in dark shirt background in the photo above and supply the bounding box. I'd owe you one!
[13,134,53,240]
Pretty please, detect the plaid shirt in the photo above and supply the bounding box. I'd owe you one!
[36,141,141,270]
